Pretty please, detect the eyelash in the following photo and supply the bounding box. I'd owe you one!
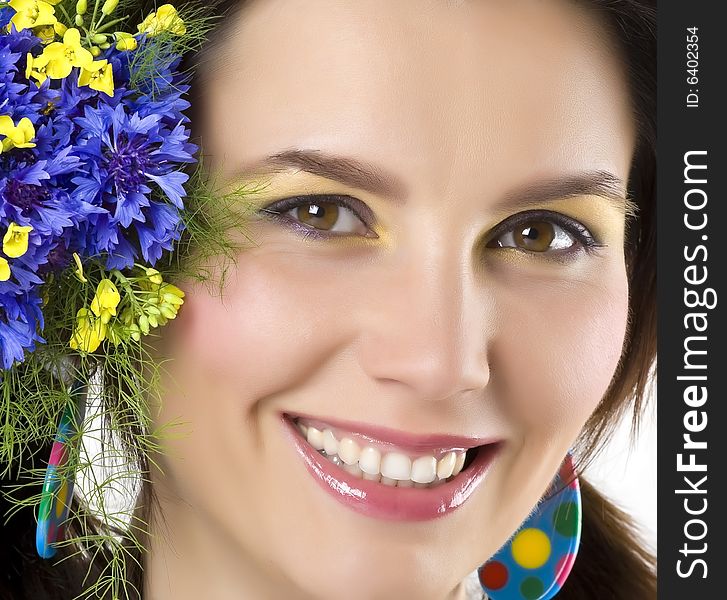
[484,209,606,256]
[259,194,377,241]
[258,195,605,255]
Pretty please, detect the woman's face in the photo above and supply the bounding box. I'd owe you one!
[148,0,635,598]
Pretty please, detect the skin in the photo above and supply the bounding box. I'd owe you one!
[143,0,636,598]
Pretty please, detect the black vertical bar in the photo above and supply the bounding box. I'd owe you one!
[657,2,726,597]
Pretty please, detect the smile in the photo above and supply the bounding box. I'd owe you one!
[281,412,502,521]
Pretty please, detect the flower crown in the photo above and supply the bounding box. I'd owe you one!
[0,0,196,369]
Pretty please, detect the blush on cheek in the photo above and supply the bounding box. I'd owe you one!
[164,256,357,401]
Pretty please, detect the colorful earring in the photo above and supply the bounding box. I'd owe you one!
[478,453,582,600]
[36,378,87,559]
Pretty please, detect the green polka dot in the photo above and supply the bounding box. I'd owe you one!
[521,576,545,600]
[553,501,579,537]
[38,499,51,521]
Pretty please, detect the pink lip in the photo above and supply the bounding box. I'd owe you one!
[284,410,498,454]
[280,414,502,521]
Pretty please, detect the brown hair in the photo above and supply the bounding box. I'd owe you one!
[0,1,657,598]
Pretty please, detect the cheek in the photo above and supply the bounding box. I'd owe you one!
[494,269,629,434]
[159,251,353,402]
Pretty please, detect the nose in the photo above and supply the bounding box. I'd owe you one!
[357,234,493,403]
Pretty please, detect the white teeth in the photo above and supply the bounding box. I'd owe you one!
[295,419,476,489]
[452,451,467,477]
[337,437,361,465]
[380,452,412,480]
[437,452,457,479]
[358,446,381,475]
[343,462,363,478]
[410,456,437,484]
[323,429,339,456]
[306,426,324,450]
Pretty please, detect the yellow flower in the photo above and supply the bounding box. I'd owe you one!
[145,267,163,285]
[41,28,94,79]
[72,252,87,283]
[33,24,55,44]
[156,282,185,322]
[0,115,13,136]
[114,31,138,51]
[2,222,33,258]
[161,282,185,305]
[69,307,106,352]
[8,0,57,32]
[25,52,49,85]
[53,21,66,36]
[90,278,121,324]
[78,59,114,97]
[101,0,118,16]
[137,4,186,36]
[0,116,36,153]
[0,257,10,281]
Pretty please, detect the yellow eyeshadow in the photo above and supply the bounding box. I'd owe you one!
[232,172,626,253]
[487,195,627,244]
[233,172,395,246]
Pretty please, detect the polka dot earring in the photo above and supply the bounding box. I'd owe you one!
[478,453,582,600]
[36,378,87,559]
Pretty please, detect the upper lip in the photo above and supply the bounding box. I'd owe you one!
[283,411,500,453]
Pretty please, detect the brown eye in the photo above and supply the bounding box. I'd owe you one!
[260,195,376,239]
[513,222,556,252]
[294,201,340,231]
[486,212,596,254]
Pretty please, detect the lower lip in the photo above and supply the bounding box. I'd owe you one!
[280,414,500,521]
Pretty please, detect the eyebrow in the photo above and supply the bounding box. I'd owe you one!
[239,149,636,217]
[240,148,408,201]
[497,171,637,217]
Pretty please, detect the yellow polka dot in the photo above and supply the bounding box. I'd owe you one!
[511,528,551,569]
[55,481,69,519]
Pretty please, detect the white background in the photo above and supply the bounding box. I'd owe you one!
[584,396,657,551]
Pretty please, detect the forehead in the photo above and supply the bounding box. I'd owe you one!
[202,0,635,195]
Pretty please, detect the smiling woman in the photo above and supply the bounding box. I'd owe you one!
[0,0,656,599]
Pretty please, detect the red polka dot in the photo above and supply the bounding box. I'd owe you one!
[556,553,577,587]
[47,522,57,545]
[48,442,68,467]
[559,459,578,489]
[479,561,509,590]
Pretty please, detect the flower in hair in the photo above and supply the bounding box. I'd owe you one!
[0,0,199,370]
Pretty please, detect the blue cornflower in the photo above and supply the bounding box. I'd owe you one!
[72,102,195,269]
[0,292,43,370]
[0,22,199,371]
[0,5,12,30]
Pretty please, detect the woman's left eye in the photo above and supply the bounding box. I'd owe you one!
[485,210,602,256]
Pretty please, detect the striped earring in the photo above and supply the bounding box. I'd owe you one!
[36,378,87,559]
[478,453,582,600]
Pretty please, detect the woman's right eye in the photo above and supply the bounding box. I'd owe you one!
[259,195,378,240]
